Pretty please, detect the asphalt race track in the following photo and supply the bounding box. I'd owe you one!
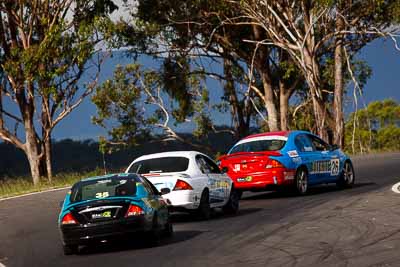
[1,153,400,267]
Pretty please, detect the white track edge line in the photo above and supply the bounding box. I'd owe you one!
[0,186,70,202]
[391,182,400,194]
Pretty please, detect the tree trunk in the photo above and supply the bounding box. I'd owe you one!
[25,121,41,186]
[223,57,249,139]
[39,136,53,182]
[44,136,53,181]
[251,25,279,132]
[311,93,328,140]
[279,83,290,131]
[303,51,328,140]
[261,72,279,132]
[41,97,53,181]
[333,12,345,148]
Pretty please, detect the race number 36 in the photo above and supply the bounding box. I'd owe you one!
[330,159,340,176]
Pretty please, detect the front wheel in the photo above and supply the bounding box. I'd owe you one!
[295,168,308,195]
[337,161,355,189]
[222,188,240,215]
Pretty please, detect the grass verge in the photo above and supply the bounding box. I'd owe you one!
[0,169,104,199]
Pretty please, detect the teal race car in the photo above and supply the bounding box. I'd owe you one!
[58,173,172,255]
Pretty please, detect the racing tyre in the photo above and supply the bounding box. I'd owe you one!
[163,221,173,238]
[222,188,240,215]
[295,168,308,195]
[236,190,243,200]
[337,161,355,189]
[63,244,78,255]
[196,189,211,220]
[147,215,161,246]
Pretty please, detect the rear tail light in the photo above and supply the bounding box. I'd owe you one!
[61,212,78,225]
[173,179,193,191]
[265,159,284,169]
[125,204,145,217]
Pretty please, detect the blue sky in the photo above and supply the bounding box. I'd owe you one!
[2,39,400,141]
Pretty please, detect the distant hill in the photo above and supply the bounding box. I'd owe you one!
[0,131,238,178]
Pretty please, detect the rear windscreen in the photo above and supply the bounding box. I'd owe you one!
[128,157,189,174]
[70,176,139,203]
[229,140,286,154]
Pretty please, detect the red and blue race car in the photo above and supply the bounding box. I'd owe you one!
[218,131,355,195]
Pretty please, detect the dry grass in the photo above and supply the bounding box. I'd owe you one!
[0,169,104,198]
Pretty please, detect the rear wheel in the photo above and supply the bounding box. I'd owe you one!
[337,161,355,189]
[196,189,211,220]
[147,214,161,246]
[222,187,240,215]
[295,168,308,195]
[163,220,173,237]
[63,244,78,255]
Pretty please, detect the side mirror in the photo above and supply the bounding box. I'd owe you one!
[221,167,228,173]
[160,188,171,195]
[330,144,339,151]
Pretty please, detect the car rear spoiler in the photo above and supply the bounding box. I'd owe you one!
[218,151,282,161]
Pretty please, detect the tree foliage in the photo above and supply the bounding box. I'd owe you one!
[345,99,400,153]
[0,0,115,184]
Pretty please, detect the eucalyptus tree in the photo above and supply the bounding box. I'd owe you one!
[96,0,304,146]
[0,0,116,184]
[345,99,400,153]
[233,0,400,143]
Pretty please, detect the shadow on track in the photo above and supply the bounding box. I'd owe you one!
[77,230,203,255]
[170,208,262,224]
[242,182,376,201]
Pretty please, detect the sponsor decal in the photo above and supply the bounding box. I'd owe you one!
[284,171,295,180]
[209,179,230,199]
[311,159,340,175]
[102,211,112,217]
[287,150,299,158]
[292,157,302,164]
[330,159,340,176]
[237,176,253,182]
[233,164,241,172]
[92,210,112,219]
[304,146,313,152]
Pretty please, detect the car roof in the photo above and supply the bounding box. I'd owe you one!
[242,130,312,140]
[80,173,136,182]
[133,151,204,162]
[243,131,291,140]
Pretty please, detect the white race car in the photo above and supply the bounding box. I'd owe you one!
[125,151,239,219]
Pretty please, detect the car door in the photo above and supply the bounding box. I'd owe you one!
[141,177,169,225]
[294,134,322,185]
[195,155,215,201]
[308,134,337,183]
[198,155,230,207]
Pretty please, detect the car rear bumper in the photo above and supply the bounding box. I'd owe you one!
[60,216,152,246]
[229,169,296,191]
[162,190,199,210]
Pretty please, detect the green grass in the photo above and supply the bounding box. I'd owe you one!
[0,169,104,199]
